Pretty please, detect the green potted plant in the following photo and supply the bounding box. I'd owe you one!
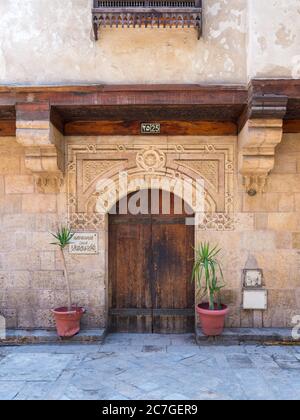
[192,242,228,336]
[51,227,85,337]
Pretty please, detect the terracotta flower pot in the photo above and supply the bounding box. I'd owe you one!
[197,303,229,337]
[52,307,85,338]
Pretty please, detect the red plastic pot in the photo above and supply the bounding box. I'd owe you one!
[197,303,229,337]
[52,307,85,338]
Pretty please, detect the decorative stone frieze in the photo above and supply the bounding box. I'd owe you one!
[238,119,284,195]
[67,137,235,230]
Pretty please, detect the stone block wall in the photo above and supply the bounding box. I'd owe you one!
[0,134,299,330]
[0,137,106,329]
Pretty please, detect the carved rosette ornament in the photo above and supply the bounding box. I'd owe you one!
[136,148,166,172]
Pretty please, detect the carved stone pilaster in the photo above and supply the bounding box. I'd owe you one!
[238,119,283,195]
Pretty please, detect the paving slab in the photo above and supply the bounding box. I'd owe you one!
[0,333,299,400]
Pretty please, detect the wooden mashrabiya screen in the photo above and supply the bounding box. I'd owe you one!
[92,0,203,40]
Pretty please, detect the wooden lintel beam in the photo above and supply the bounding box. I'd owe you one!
[0,120,16,137]
[283,120,300,134]
[64,120,237,136]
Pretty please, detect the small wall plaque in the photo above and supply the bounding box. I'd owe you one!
[243,269,263,288]
[69,232,99,255]
[141,123,161,134]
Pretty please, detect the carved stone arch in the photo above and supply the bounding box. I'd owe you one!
[67,139,235,231]
[91,168,216,215]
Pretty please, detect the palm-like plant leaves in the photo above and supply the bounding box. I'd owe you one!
[50,227,75,311]
[51,227,74,250]
[192,242,225,310]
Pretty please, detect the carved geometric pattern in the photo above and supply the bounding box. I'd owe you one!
[197,213,235,231]
[83,160,125,191]
[175,160,219,189]
[67,139,235,230]
[69,213,105,231]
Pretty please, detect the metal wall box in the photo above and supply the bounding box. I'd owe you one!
[92,1,203,40]
[243,289,268,310]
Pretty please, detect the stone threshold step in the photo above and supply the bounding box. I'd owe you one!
[196,328,300,345]
[0,329,107,346]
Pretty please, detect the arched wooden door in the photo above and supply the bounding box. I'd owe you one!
[108,190,195,333]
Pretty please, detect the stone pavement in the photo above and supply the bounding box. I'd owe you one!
[0,333,300,400]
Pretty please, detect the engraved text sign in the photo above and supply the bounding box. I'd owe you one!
[69,232,99,255]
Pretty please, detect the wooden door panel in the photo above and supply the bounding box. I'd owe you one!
[109,221,153,332]
[109,191,195,334]
[152,222,195,333]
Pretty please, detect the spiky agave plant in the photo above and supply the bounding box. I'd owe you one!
[51,227,75,312]
[192,242,225,311]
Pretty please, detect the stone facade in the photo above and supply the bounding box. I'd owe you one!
[1,1,300,84]
[0,133,300,330]
[0,1,299,332]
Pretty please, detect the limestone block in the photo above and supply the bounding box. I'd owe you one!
[254,213,268,230]
[292,233,300,249]
[15,233,28,250]
[268,289,297,309]
[71,290,90,306]
[81,307,106,329]
[9,271,31,289]
[69,271,105,290]
[33,309,55,329]
[268,213,300,232]
[273,154,298,174]
[17,308,35,329]
[40,252,56,270]
[22,194,57,213]
[263,270,290,290]
[267,174,300,193]
[34,289,56,308]
[0,176,4,195]
[32,271,64,290]
[6,289,36,308]
[278,193,295,212]
[241,231,276,252]
[235,213,254,231]
[34,214,60,232]
[296,194,300,212]
[242,192,279,212]
[0,232,16,252]
[0,155,21,175]
[2,252,40,271]
[1,214,35,232]
[16,121,54,147]
[0,272,9,288]
[275,232,292,250]
[0,195,22,215]
[28,232,57,252]
[53,291,70,308]
[5,175,34,194]
[88,289,106,307]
